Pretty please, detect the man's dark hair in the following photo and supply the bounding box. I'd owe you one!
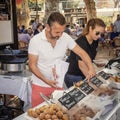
[47,12,66,27]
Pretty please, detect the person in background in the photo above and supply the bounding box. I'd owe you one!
[18,29,31,44]
[110,25,119,47]
[114,14,120,34]
[28,12,96,107]
[64,24,71,35]
[107,23,113,32]
[19,25,26,33]
[27,27,34,37]
[64,18,106,88]
[33,23,43,35]
[76,24,84,37]
[32,18,39,31]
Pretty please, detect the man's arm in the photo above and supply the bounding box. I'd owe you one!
[72,44,96,78]
[28,54,57,88]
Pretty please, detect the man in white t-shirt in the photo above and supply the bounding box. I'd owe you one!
[28,12,96,107]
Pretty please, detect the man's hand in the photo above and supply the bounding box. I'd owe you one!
[86,67,96,80]
[46,79,58,88]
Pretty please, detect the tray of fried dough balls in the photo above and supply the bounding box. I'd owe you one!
[26,103,70,120]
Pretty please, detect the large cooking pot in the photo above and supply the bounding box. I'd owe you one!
[1,63,26,72]
[0,49,28,72]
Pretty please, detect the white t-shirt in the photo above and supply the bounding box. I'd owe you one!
[28,29,76,87]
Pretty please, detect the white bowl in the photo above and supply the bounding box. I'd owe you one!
[93,59,108,67]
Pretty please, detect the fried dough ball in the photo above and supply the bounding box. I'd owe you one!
[44,109,50,114]
[28,104,69,120]
[27,109,38,118]
[116,77,120,82]
[74,81,83,87]
[45,114,51,119]
[98,87,115,96]
[35,108,41,115]
[74,82,81,87]
[38,113,45,119]
[48,108,56,115]
[56,111,63,118]
[51,115,58,119]
[112,76,120,82]
[32,111,39,118]
[62,114,69,120]
[39,106,46,113]
[74,114,81,120]
[27,108,33,117]
[86,109,95,118]
[80,108,87,114]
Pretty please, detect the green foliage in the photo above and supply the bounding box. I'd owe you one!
[98,16,113,26]
[28,0,44,10]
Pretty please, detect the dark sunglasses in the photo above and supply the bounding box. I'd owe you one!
[95,32,104,36]
[95,31,101,36]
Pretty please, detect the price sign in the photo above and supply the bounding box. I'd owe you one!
[79,82,94,94]
[58,93,77,110]
[68,88,86,103]
[90,76,103,87]
[98,71,111,80]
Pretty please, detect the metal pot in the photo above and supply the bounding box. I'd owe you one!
[1,63,26,72]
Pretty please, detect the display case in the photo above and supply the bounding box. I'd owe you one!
[0,0,18,50]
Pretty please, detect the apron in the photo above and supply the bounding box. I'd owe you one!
[32,84,63,107]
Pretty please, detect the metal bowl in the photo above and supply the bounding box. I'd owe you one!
[1,63,26,72]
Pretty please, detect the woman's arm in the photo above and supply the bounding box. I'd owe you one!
[78,60,89,77]
[72,44,96,78]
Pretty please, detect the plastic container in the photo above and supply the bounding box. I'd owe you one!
[93,59,108,67]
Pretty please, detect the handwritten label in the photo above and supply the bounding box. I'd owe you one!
[58,93,77,110]
[90,76,103,87]
[79,82,94,94]
[68,88,86,103]
[98,71,111,80]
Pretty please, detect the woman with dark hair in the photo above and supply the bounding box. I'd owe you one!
[64,18,106,88]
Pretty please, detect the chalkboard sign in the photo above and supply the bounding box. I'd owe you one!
[58,93,77,110]
[90,76,103,87]
[68,88,86,103]
[79,82,94,94]
[98,71,111,80]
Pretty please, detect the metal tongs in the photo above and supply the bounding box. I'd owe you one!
[40,92,54,105]
[83,78,87,82]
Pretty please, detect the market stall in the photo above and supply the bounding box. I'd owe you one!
[12,56,120,120]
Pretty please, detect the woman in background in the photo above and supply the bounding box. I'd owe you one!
[64,18,106,88]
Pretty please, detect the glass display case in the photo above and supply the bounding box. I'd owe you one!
[0,0,18,50]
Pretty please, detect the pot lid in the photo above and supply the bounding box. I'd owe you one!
[1,57,28,64]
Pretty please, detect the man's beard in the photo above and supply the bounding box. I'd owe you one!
[49,31,59,40]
